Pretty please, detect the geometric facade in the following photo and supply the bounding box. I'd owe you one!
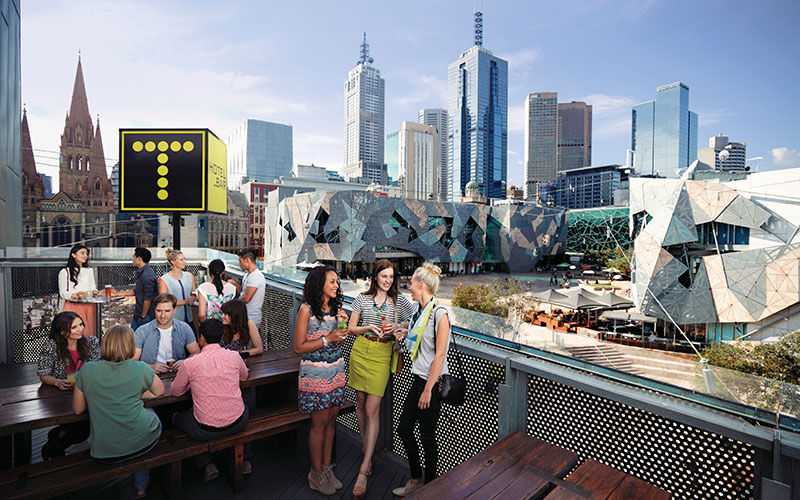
[630,177,798,335]
[264,191,566,273]
[567,207,631,254]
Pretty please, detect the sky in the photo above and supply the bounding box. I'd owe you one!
[20,0,800,189]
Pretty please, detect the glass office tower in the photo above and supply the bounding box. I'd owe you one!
[632,82,698,177]
[227,119,293,189]
[447,46,508,201]
[385,131,399,185]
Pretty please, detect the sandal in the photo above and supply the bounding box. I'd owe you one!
[352,469,370,500]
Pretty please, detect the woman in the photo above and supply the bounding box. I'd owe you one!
[347,259,414,499]
[197,259,236,322]
[37,311,100,459]
[392,263,451,497]
[74,324,164,499]
[158,248,195,326]
[57,244,98,335]
[293,266,348,496]
[220,299,263,357]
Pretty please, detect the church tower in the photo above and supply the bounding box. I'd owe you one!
[59,55,113,211]
[21,106,44,210]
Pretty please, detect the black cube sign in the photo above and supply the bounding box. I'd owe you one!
[119,129,226,213]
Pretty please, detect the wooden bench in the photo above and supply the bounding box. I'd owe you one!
[0,403,356,499]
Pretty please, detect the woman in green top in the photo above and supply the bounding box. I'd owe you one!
[74,324,165,499]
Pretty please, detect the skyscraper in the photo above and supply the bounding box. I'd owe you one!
[397,121,438,200]
[523,92,558,199]
[707,134,747,172]
[344,33,387,184]
[0,0,21,249]
[385,130,399,184]
[419,108,448,201]
[558,101,592,172]
[632,82,698,177]
[447,10,508,201]
[227,119,293,189]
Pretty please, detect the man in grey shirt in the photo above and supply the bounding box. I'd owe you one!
[231,249,265,326]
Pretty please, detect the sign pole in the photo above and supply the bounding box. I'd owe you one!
[173,212,182,250]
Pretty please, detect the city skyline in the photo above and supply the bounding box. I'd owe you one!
[19,0,800,191]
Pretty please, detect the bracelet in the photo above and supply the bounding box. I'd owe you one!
[321,336,329,347]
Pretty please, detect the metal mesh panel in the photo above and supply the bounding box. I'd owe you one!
[12,327,49,363]
[390,337,505,476]
[11,267,60,298]
[260,286,295,350]
[526,375,756,500]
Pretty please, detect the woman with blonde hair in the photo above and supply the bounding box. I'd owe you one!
[74,324,165,498]
[158,248,196,326]
[392,262,452,496]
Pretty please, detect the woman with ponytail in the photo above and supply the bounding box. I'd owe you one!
[197,259,237,322]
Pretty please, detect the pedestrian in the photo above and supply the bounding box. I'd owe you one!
[293,266,349,495]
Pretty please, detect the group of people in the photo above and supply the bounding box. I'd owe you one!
[40,245,452,498]
[40,246,265,497]
[294,259,452,498]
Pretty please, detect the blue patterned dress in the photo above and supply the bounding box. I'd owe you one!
[298,308,346,414]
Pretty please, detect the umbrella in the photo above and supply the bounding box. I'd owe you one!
[556,262,571,268]
[592,293,633,308]
[600,310,658,323]
[612,274,622,280]
[296,261,322,269]
[551,288,604,310]
[584,270,595,275]
[569,265,577,270]
[602,267,621,273]
[532,289,570,304]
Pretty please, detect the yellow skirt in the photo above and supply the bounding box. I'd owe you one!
[348,335,393,397]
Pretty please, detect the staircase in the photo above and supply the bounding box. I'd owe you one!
[565,344,643,375]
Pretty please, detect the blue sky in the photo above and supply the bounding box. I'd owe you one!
[21,0,800,187]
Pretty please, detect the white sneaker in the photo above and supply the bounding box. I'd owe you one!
[392,479,423,496]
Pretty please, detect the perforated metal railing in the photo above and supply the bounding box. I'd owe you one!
[3,257,800,499]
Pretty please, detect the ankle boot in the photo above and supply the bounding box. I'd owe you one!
[308,468,336,495]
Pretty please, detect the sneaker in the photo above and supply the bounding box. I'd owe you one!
[322,464,342,490]
[203,463,219,483]
[242,461,252,475]
[308,468,336,495]
[41,439,66,461]
[392,479,423,496]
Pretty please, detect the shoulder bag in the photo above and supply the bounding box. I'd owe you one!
[433,308,466,406]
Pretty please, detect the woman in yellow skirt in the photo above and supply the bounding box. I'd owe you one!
[347,259,414,499]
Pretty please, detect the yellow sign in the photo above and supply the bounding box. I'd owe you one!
[119,129,227,214]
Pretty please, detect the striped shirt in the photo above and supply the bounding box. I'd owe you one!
[352,293,415,337]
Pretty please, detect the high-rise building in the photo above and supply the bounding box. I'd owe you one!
[227,119,293,190]
[447,10,507,201]
[0,0,21,251]
[344,32,387,185]
[632,82,698,177]
[58,57,114,212]
[419,108,448,201]
[705,134,747,172]
[397,121,438,200]
[523,92,558,199]
[41,174,53,199]
[385,131,399,184]
[558,101,592,172]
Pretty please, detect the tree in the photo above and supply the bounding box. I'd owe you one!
[606,247,632,274]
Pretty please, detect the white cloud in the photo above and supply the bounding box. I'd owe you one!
[697,107,733,127]
[498,47,540,78]
[508,104,526,133]
[580,94,636,115]
[772,147,800,167]
[389,73,448,110]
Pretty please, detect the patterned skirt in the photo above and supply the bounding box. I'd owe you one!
[298,346,346,414]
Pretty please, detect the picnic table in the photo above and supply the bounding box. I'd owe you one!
[0,348,300,468]
[405,431,670,500]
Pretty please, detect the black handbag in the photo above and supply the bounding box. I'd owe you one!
[434,310,467,406]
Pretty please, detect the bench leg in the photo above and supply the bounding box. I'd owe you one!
[227,444,245,493]
[163,461,182,500]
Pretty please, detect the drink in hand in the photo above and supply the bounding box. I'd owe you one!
[167,358,175,368]
[66,374,75,387]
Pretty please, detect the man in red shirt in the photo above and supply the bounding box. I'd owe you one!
[171,319,249,482]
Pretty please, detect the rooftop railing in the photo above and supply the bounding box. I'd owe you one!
[1,248,798,499]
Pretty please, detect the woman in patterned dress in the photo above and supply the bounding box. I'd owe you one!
[197,259,237,322]
[293,266,349,496]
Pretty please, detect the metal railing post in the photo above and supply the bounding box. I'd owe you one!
[497,356,527,438]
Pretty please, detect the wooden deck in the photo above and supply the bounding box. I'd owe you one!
[43,424,409,500]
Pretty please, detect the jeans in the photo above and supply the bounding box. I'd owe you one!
[100,409,161,493]
[397,375,441,483]
[131,315,150,331]
[173,404,249,467]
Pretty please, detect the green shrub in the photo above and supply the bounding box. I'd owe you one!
[452,278,525,318]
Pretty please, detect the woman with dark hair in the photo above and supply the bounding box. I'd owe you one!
[37,311,100,459]
[220,299,263,357]
[197,259,237,321]
[293,266,349,495]
[57,244,99,335]
[347,259,414,499]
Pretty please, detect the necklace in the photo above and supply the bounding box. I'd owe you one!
[372,294,388,313]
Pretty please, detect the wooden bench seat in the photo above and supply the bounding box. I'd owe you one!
[0,402,356,498]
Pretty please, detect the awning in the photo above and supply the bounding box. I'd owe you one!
[600,310,658,323]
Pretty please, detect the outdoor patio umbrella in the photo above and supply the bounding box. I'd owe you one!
[532,289,570,304]
[556,262,571,268]
[551,288,605,310]
[593,293,633,309]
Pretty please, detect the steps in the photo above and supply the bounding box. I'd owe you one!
[565,344,643,375]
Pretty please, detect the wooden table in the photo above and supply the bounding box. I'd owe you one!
[0,348,300,468]
[405,432,670,500]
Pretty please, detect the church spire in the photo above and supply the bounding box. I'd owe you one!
[68,54,92,126]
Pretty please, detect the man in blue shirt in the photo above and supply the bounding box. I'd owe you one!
[133,293,200,374]
[111,247,159,330]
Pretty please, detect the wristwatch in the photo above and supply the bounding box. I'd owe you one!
[321,336,329,347]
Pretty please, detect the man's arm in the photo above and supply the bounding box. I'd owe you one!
[140,299,152,319]
[170,364,189,396]
[240,285,258,304]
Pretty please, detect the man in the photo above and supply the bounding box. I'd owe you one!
[230,249,265,326]
[111,247,158,330]
[171,319,250,482]
[133,293,200,373]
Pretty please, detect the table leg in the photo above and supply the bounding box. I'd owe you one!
[0,431,32,469]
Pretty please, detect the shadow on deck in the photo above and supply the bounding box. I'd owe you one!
[49,424,410,500]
